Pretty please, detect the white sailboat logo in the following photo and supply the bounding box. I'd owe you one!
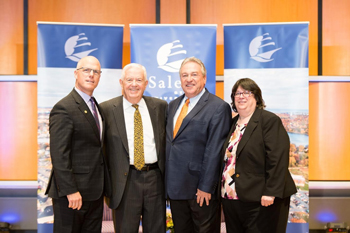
[65,33,98,62]
[157,40,187,72]
[249,33,281,62]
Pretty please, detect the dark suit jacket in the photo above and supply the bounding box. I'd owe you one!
[222,108,297,202]
[45,89,109,201]
[165,89,232,200]
[100,96,168,209]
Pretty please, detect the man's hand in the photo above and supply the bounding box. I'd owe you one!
[67,192,82,210]
[261,195,275,207]
[196,189,211,207]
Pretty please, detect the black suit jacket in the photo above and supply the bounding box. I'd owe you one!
[100,96,167,209]
[165,89,232,200]
[45,89,110,201]
[221,108,297,202]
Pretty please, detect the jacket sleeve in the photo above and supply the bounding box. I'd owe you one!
[262,113,290,198]
[198,101,232,193]
[49,103,79,197]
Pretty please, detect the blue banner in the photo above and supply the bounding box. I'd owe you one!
[224,22,309,233]
[130,24,217,102]
[38,23,123,69]
[224,23,308,69]
[37,23,124,108]
[37,22,123,233]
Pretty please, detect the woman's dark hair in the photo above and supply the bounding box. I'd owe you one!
[230,78,266,112]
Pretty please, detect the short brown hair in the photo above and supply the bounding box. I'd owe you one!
[231,78,266,112]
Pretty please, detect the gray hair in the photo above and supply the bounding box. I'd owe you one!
[179,57,207,77]
[121,63,147,80]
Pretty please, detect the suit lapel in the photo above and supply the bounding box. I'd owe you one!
[112,96,129,154]
[71,89,100,140]
[236,108,261,158]
[174,90,209,139]
[144,96,160,157]
[223,116,238,151]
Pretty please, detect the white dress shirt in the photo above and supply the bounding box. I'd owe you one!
[123,97,157,165]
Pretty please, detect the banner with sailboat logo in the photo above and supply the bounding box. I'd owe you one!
[37,22,123,233]
[130,24,217,102]
[224,22,309,233]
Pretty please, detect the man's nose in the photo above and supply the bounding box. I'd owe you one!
[185,75,194,81]
[88,69,94,76]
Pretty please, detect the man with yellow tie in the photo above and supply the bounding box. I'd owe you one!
[100,63,167,233]
[165,57,232,233]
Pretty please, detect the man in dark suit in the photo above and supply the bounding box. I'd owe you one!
[46,56,110,233]
[100,63,167,233]
[165,57,232,233]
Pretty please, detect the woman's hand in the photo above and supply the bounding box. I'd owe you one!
[261,195,275,207]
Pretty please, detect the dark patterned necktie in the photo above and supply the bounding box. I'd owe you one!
[132,104,145,170]
[90,97,101,137]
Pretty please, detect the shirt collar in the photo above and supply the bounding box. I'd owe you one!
[185,88,206,107]
[122,96,146,110]
[74,87,92,104]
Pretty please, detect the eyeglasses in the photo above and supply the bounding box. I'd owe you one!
[77,67,102,76]
[234,91,252,98]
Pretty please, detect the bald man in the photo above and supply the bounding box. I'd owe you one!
[46,56,111,233]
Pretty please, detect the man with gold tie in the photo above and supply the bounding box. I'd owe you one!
[165,57,232,233]
[100,63,167,233]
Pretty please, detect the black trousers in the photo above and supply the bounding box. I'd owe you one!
[52,195,103,233]
[170,199,221,233]
[112,168,165,233]
[222,196,291,233]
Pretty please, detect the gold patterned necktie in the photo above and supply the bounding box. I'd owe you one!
[173,99,190,138]
[132,104,145,170]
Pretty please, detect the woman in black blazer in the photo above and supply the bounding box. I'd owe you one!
[221,78,297,233]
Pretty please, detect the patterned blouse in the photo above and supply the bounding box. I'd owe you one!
[221,123,247,199]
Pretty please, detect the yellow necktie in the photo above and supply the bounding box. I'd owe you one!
[173,99,190,138]
[132,104,145,170]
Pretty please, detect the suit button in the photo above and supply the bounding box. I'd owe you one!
[124,172,127,176]
[236,174,240,178]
